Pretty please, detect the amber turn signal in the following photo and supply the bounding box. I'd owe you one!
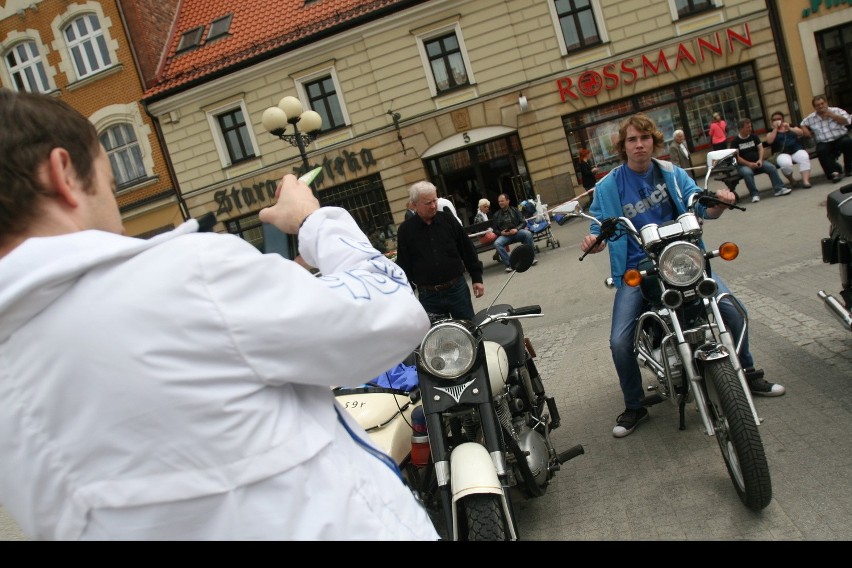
[623,268,643,287]
[718,242,739,261]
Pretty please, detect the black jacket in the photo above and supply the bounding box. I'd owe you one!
[396,211,483,287]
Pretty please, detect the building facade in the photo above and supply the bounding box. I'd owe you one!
[0,0,183,238]
[141,1,795,251]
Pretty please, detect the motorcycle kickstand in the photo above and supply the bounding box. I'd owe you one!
[677,394,687,430]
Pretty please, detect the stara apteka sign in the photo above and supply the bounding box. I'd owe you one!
[213,147,377,216]
[556,23,753,101]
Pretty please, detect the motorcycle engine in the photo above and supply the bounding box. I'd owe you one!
[516,423,549,485]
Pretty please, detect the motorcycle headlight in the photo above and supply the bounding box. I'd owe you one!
[419,321,477,379]
[657,242,705,287]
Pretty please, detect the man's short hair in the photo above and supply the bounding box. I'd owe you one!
[738,117,752,129]
[812,94,827,106]
[408,180,437,204]
[0,88,100,240]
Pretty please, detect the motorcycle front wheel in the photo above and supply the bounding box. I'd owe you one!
[457,493,509,541]
[705,359,773,511]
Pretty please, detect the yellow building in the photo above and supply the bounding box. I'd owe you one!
[140,0,808,250]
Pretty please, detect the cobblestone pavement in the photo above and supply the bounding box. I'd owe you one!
[473,168,852,541]
[2,166,850,541]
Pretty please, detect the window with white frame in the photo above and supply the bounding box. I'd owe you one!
[4,40,50,93]
[216,106,256,165]
[424,32,469,93]
[672,0,718,19]
[63,14,112,80]
[553,0,602,52]
[100,124,146,189]
[206,100,261,168]
[304,75,345,131]
[416,23,475,97]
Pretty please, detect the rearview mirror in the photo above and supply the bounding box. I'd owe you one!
[509,244,535,272]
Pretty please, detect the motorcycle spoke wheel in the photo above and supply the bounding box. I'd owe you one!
[457,493,509,541]
[705,359,773,511]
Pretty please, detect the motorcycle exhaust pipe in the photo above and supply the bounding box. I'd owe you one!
[557,444,585,463]
[818,290,852,331]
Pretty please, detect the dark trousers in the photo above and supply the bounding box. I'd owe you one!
[816,135,852,177]
[417,277,475,320]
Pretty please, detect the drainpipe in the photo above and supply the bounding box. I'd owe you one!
[766,0,802,123]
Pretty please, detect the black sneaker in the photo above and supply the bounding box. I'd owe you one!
[612,407,649,438]
[744,367,786,397]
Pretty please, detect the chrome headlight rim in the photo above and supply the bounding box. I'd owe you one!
[657,241,705,287]
[419,321,478,380]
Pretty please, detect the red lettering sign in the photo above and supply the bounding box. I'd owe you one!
[556,24,752,101]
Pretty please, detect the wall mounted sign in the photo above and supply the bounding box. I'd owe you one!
[556,24,754,101]
[213,147,377,216]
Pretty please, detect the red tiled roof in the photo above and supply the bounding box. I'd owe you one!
[144,0,426,101]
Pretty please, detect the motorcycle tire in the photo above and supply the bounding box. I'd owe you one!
[705,359,773,511]
[457,493,508,541]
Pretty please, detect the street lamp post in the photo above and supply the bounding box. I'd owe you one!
[261,95,323,196]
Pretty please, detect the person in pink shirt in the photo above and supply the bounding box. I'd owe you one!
[709,112,728,150]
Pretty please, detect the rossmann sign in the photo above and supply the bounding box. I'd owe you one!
[557,24,753,101]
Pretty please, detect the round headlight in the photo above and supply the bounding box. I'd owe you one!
[419,322,477,379]
[657,242,705,287]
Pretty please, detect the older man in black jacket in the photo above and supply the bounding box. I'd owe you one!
[396,181,484,320]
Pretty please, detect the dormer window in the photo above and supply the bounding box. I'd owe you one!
[177,26,203,52]
[208,14,232,41]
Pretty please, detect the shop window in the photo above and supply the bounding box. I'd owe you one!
[63,14,112,80]
[4,40,50,93]
[563,64,761,180]
[553,0,602,52]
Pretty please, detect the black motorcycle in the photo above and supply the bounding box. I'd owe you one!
[819,184,852,332]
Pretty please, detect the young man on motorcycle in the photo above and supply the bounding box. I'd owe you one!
[0,89,439,541]
[579,113,785,439]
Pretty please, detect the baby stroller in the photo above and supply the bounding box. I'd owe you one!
[520,196,560,251]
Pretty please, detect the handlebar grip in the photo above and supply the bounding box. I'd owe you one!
[512,305,541,316]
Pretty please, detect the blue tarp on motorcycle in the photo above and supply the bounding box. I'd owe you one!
[369,363,419,391]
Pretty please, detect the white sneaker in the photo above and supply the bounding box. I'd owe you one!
[531,259,538,266]
[505,267,512,273]
[773,187,792,197]
[751,195,760,203]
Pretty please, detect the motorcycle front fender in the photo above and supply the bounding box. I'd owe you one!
[449,442,503,502]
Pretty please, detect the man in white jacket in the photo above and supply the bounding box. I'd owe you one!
[0,89,439,541]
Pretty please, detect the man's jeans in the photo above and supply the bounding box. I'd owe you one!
[418,277,475,320]
[494,230,535,268]
[610,274,754,410]
[736,162,786,197]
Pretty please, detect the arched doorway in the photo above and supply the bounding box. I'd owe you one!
[422,128,533,225]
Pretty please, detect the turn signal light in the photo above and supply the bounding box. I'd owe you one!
[719,242,739,261]
[623,268,643,287]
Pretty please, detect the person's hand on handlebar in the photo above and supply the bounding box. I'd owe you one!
[259,173,320,234]
[580,234,607,254]
[704,187,737,219]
